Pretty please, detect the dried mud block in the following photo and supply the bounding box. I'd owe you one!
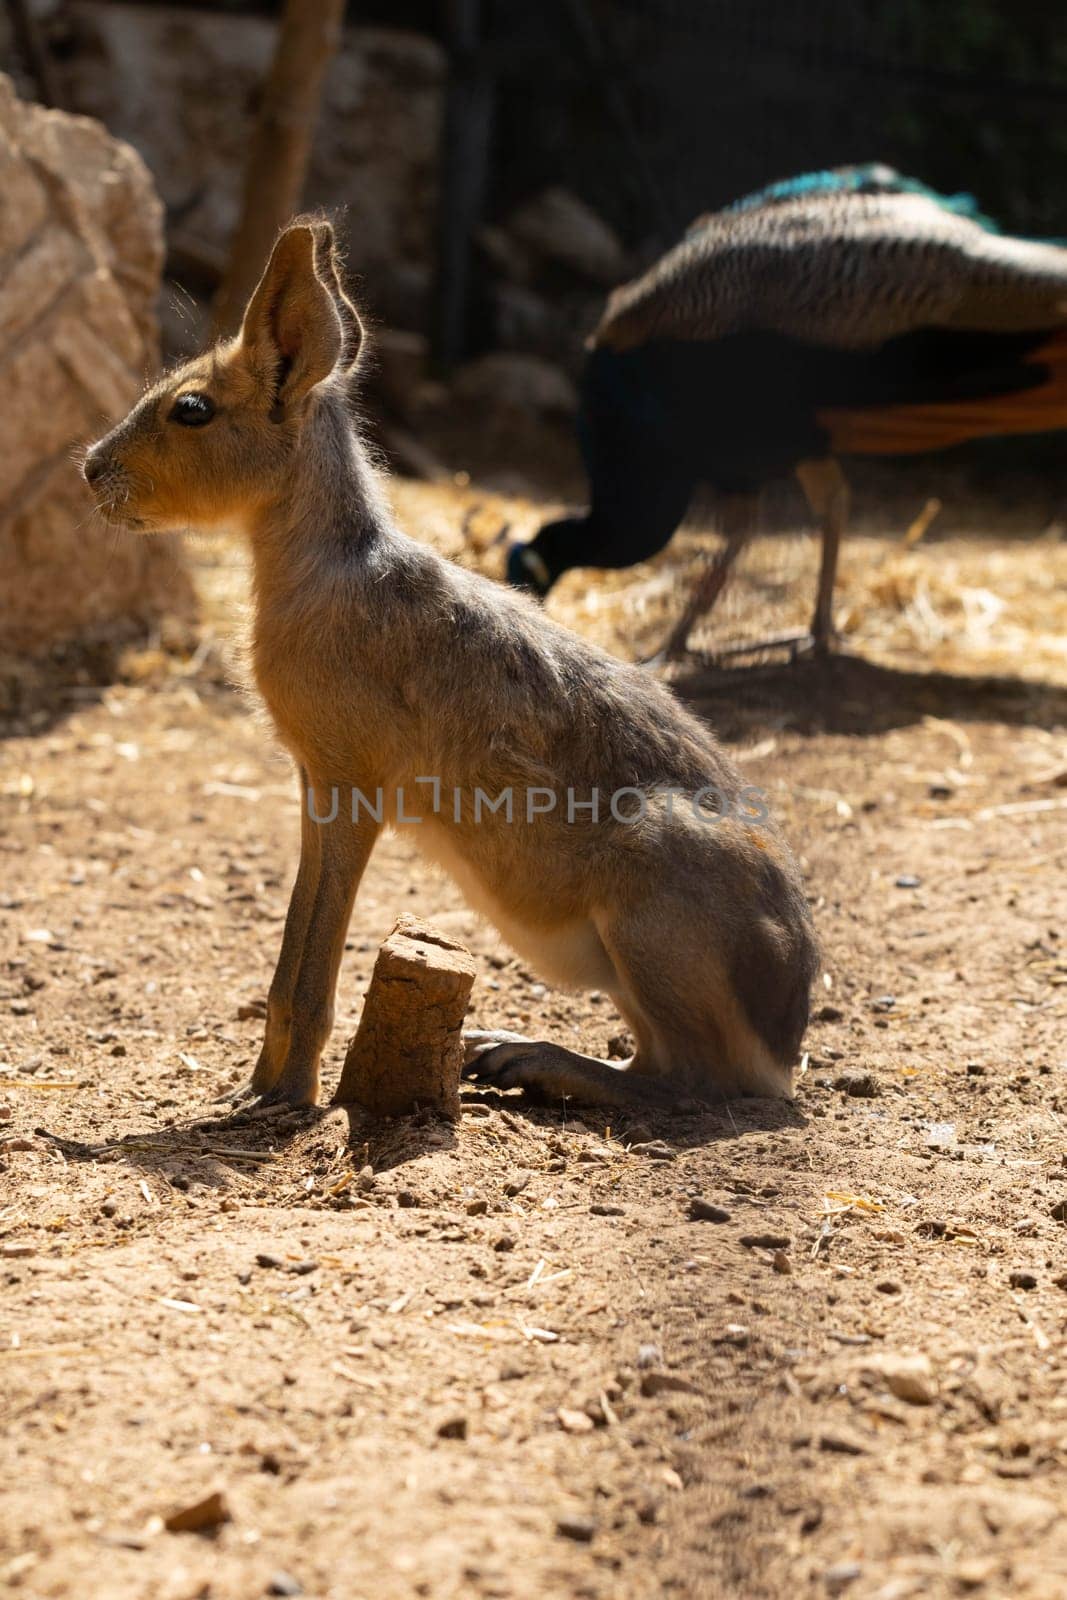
[333,915,476,1119]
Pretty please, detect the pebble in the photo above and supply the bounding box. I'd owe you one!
[895,874,922,889]
[396,1190,419,1208]
[503,1173,530,1197]
[640,1371,701,1397]
[1049,1200,1067,1222]
[740,1232,791,1251]
[492,1235,515,1252]
[163,1489,231,1534]
[1009,1270,1038,1290]
[556,1516,596,1543]
[267,1575,303,1597]
[631,1141,676,1162]
[465,1198,489,1216]
[636,1343,662,1368]
[876,1280,902,1295]
[557,1407,594,1434]
[772,1250,792,1275]
[834,1070,880,1098]
[437,1415,468,1440]
[688,1198,731,1223]
[818,1430,868,1456]
[823,1562,862,1594]
[878,1354,936,1406]
[814,1004,844,1022]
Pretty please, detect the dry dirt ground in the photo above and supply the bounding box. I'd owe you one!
[1,483,1066,1600]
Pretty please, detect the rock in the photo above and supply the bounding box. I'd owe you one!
[0,73,193,654]
[688,1198,731,1223]
[872,1353,936,1406]
[555,1515,596,1543]
[557,1407,594,1434]
[333,916,476,1119]
[814,1003,844,1022]
[56,9,444,318]
[590,1202,625,1216]
[640,1372,701,1398]
[630,1140,676,1162]
[823,1563,862,1594]
[465,1198,489,1216]
[636,1343,662,1369]
[505,187,628,285]
[834,1070,880,1098]
[895,874,922,889]
[436,1415,468,1440]
[1010,1270,1038,1290]
[739,1233,791,1251]
[772,1250,792,1275]
[163,1488,231,1534]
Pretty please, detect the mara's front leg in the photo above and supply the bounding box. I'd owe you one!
[252,771,379,1106]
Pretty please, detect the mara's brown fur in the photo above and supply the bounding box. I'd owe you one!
[84,220,819,1111]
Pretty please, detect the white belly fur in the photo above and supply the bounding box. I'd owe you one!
[413,823,617,991]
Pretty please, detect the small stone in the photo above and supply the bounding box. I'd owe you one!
[465,1198,489,1216]
[0,1242,33,1259]
[636,1343,662,1368]
[556,1516,596,1543]
[492,1235,515,1252]
[824,1563,862,1594]
[1049,1200,1067,1222]
[630,1140,676,1162]
[688,1198,731,1223]
[267,1575,303,1597]
[895,874,922,889]
[876,1280,902,1295]
[818,1430,868,1456]
[772,1250,792,1275]
[396,1190,419,1208]
[740,1233,791,1250]
[870,995,896,1013]
[436,1415,468,1440]
[1010,1270,1038,1290]
[590,1203,624,1216]
[356,1165,375,1191]
[255,1253,284,1270]
[834,1070,880,1098]
[288,1260,318,1277]
[101,1199,118,1218]
[814,1003,844,1022]
[640,1371,701,1398]
[504,1173,530,1197]
[163,1488,231,1534]
[557,1407,594,1434]
[878,1354,936,1406]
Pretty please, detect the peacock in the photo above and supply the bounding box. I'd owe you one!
[506,165,1067,659]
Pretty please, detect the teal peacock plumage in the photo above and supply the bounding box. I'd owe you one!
[509,166,1067,659]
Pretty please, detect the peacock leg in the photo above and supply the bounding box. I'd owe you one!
[796,457,850,654]
[652,493,758,662]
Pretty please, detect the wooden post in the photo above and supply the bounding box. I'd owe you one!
[212,0,346,337]
[333,916,476,1120]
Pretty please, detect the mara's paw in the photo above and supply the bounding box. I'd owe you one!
[464,1039,589,1101]
[462,1029,532,1070]
[251,1071,320,1110]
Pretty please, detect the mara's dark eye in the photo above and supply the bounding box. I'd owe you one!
[170,392,216,427]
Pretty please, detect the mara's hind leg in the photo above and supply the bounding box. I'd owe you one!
[463,1030,683,1110]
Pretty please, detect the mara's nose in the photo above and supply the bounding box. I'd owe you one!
[82,451,107,486]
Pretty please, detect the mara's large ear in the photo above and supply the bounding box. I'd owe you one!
[240,225,343,416]
[308,221,364,378]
